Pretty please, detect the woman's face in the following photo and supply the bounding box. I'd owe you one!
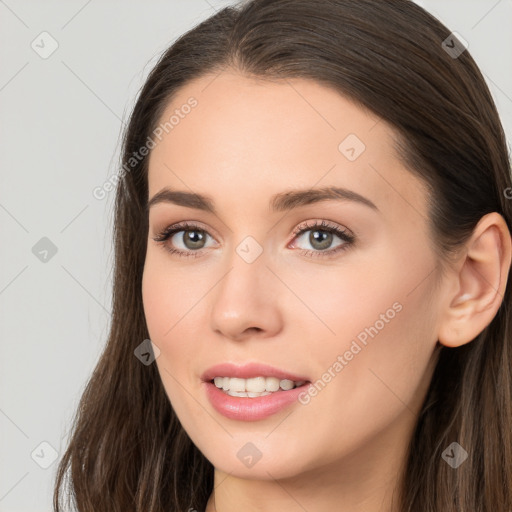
[142,71,443,481]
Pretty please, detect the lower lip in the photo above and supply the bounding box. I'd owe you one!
[203,381,310,421]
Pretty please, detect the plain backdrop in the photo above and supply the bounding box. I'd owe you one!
[0,1,511,510]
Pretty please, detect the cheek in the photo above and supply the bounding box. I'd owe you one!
[291,241,435,373]
[292,254,439,446]
[141,264,173,341]
[141,250,209,394]
[141,251,205,340]
[142,258,200,423]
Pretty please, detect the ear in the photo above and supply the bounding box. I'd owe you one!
[438,212,512,348]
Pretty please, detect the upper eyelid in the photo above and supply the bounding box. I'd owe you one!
[154,220,218,239]
[293,219,352,234]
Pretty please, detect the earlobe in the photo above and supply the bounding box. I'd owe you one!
[438,212,512,348]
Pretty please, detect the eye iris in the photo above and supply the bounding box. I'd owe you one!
[183,230,205,249]
[310,230,333,250]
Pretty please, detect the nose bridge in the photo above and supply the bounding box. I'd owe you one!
[216,238,271,308]
[209,235,283,339]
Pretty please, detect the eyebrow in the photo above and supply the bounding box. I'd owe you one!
[147,186,379,214]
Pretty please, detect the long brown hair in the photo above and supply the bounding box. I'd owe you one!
[53,1,512,510]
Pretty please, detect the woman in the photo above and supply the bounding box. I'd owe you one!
[53,0,512,510]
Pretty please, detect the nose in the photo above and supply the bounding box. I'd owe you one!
[209,245,284,342]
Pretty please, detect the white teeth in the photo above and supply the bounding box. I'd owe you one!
[212,376,306,394]
[229,378,246,392]
[227,390,247,397]
[246,376,266,392]
[227,390,272,397]
[280,379,294,391]
[247,391,271,397]
[266,377,280,392]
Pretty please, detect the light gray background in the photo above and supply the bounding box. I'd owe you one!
[1,1,511,510]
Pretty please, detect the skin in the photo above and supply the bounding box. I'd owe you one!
[141,70,512,512]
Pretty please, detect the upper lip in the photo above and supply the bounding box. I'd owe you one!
[201,362,310,383]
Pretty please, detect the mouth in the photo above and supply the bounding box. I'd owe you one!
[201,362,312,420]
[210,376,308,397]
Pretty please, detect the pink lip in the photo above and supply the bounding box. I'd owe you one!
[203,381,311,421]
[201,362,311,421]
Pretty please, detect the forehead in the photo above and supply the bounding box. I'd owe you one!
[147,71,427,220]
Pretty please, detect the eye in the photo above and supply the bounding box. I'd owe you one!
[152,221,217,258]
[152,219,355,259]
[289,219,355,258]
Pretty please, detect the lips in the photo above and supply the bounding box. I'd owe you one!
[201,362,312,421]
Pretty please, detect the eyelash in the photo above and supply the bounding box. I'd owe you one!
[152,220,356,259]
